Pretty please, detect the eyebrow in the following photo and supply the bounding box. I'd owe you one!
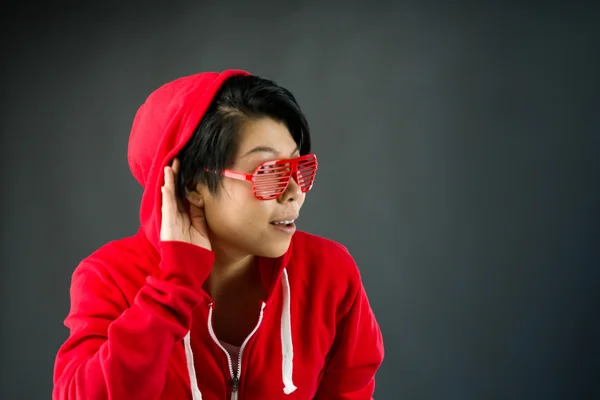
[241,146,300,158]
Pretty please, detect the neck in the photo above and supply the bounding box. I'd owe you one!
[203,241,258,298]
[213,253,256,280]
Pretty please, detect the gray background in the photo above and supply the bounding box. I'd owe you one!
[1,2,599,399]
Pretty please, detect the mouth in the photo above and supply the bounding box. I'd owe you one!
[269,216,298,234]
[269,219,296,228]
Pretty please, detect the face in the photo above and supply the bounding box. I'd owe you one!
[196,117,306,259]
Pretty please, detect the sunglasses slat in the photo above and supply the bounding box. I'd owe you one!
[254,174,291,182]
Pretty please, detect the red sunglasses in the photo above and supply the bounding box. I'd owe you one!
[220,154,318,200]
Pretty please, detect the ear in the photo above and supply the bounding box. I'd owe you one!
[185,186,205,208]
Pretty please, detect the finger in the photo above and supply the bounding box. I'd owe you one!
[161,185,175,220]
[172,157,181,175]
[164,165,175,191]
[161,167,177,216]
[160,185,179,242]
[165,164,188,216]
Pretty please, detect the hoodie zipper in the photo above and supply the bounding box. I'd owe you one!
[207,302,266,400]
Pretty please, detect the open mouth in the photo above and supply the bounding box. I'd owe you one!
[269,219,296,228]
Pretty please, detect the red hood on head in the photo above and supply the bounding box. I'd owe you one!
[127,70,251,251]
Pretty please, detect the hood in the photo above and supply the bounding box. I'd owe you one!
[128,69,251,251]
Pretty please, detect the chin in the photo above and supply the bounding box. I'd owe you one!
[255,240,292,259]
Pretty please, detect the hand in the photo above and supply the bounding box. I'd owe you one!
[160,158,212,250]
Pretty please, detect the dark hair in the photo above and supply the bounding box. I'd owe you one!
[176,75,311,198]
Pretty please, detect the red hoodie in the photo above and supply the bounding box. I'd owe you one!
[53,70,384,399]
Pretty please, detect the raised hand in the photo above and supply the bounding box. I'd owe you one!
[160,158,212,250]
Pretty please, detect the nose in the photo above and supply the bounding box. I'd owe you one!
[278,174,302,203]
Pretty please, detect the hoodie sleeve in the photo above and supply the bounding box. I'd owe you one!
[53,241,214,400]
[314,261,385,400]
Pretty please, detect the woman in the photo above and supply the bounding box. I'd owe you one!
[53,69,384,399]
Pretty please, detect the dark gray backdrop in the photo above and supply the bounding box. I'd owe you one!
[1,2,599,399]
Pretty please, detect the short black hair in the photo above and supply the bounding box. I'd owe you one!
[176,75,311,199]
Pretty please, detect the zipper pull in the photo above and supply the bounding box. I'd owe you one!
[231,376,240,393]
[231,376,240,400]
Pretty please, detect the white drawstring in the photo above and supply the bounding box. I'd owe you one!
[184,332,203,400]
[183,267,297,398]
[280,268,297,394]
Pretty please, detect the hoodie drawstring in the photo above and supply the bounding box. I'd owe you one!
[184,267,297,398]
[184,331,203,400]
[280,268,297,394]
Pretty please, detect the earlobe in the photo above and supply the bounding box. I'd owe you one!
[185,188,205,208]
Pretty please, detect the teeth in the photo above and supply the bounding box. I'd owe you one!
[273,220,295,225]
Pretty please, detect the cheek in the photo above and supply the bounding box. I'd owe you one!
[204,190,298,257]
[205,184,271,234]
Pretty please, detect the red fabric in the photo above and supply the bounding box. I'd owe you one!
[53,70,384,399]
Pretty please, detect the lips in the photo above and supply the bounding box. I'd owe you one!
[269,215,299,227]
[270,219,295,226]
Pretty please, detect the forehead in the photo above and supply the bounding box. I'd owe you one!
[236,118,297,157]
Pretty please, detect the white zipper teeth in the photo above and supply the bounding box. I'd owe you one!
[207,304,234,378]
[236,302,266,379]
[207,302,267,399]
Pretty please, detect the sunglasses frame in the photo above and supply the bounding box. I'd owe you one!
[220,153,318,200]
